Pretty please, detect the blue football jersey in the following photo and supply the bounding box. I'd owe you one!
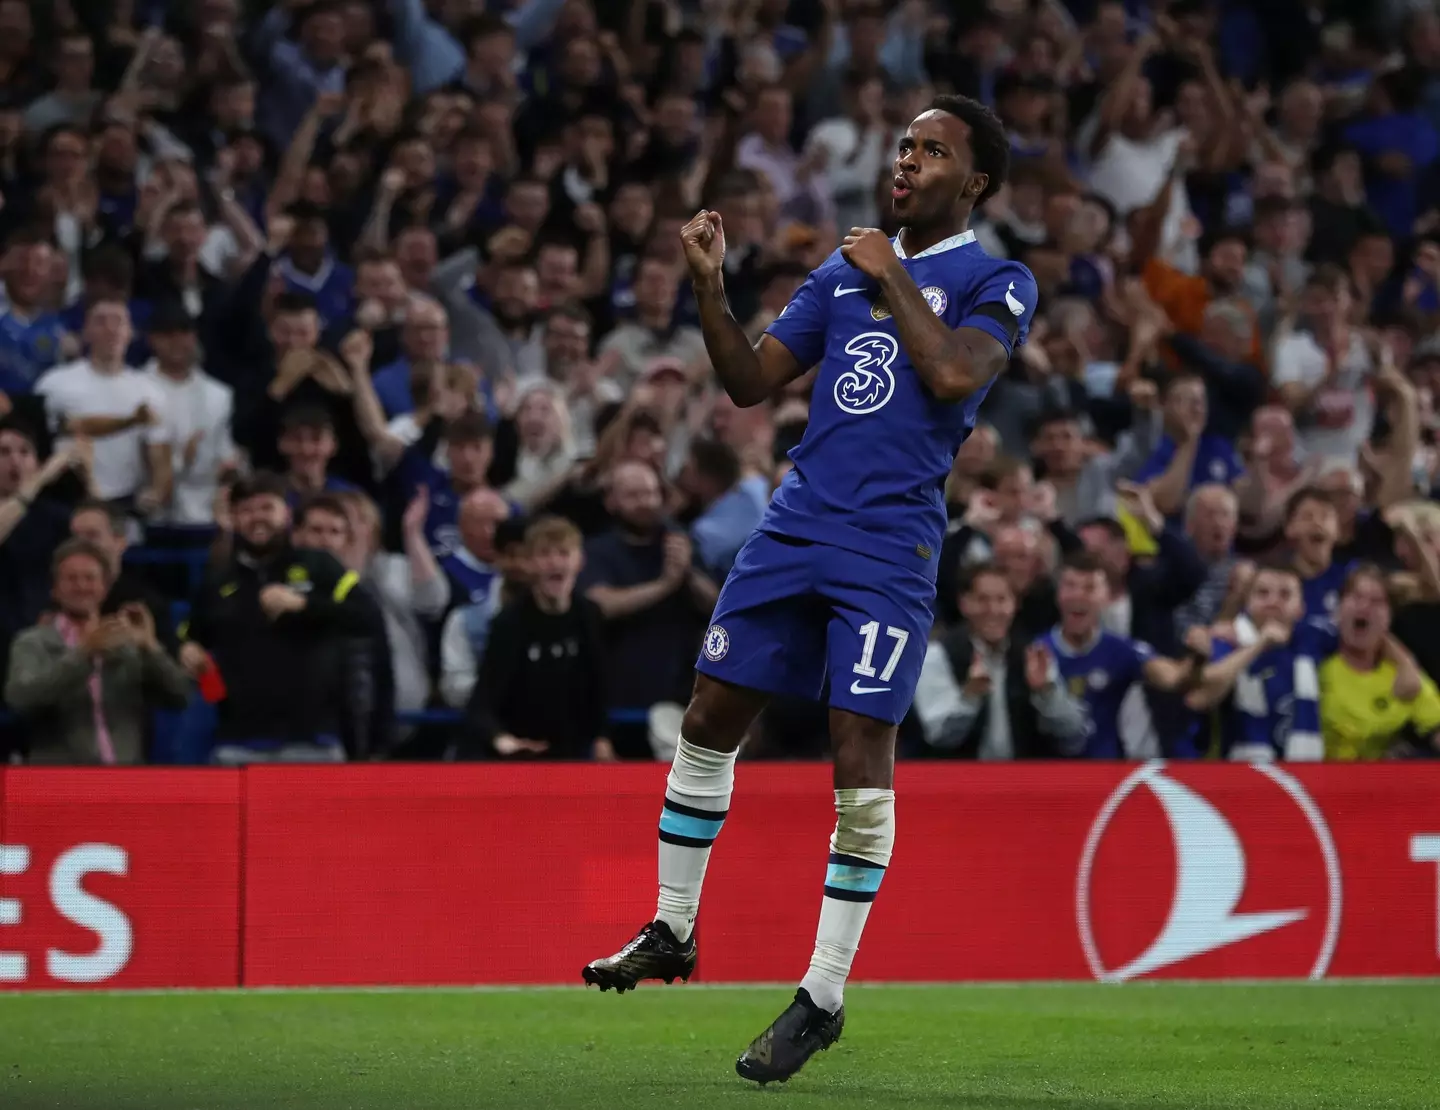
[0,307,68,392]
[762,231,1036,580]
[1041,627,1153,759]
[276,255,355,330]
[1298,559,1353,622]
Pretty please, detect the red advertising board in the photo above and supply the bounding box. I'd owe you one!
[0,769,242,990]
[2,762,1440,990]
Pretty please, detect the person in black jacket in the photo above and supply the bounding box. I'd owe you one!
[465,515,611,761]
[913,563,1088,759]
[180,471,371,762]
[292,493,395,761]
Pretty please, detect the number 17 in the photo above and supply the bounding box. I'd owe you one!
[854,621,908,682]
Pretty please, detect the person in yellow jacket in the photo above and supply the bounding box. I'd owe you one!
[1320,566,1440,760]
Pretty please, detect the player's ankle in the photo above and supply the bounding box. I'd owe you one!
[799,973,844,1014]
[655,910,694,945]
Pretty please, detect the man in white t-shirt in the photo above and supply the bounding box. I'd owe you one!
[1271,266,1374,463]
[34,298,173,507]
[143,302,238,524]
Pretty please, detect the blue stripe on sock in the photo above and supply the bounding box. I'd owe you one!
[824,861,886,895]
[659,808,725,843]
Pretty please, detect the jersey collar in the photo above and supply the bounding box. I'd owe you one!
[893,229,977,260]
[1050,625,1103,658]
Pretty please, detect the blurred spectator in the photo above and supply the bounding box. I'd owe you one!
[69,499,174,653]
[183,472,369,763]
[914,563,1087,759]
[438,488,512,709]
[503,380,578,511]
[581,460,716,758]
[0,428,89,713]
[1321,565,1440,760]
[338,488,449,726]
[293,493,394,760]
[597,256,706,384]
[4,538,189,764]
[143,302,238,525]
[0,230,68,397]
[465,516,610,761]
[35,298,172,507]
[278,404,359,507]
[1272,266,1375,463]
[677,438,767,580]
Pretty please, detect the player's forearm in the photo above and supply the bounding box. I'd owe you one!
[876,268,994,402]
[693,274,772,407]
[1146,437,1199,516]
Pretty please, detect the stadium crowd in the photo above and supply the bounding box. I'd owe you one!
[1,0,1440,765]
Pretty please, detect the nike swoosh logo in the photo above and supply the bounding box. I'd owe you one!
[1005,281,1025,317]
[834,286,863,298]
[849,680,890,695]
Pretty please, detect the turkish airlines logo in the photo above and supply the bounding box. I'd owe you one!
[1076,762,1342,982]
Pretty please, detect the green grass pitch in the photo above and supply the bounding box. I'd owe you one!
[2,981,1437,1109]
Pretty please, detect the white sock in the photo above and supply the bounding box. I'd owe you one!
[655,736,737,944]
[799,787,895,1014]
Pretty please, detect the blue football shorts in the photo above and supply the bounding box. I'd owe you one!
[695,530,935,725]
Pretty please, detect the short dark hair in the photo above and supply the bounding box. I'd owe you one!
[1341,562,1390,601]
[51,538,111,581]
[544,301,592,329]
[928,94,1009,205]
[80,243,134,289]
[1076,517,1128,545]
[285,200,329,225]
[1060,550,1107,577]
[1254,557,1301,583]
[272,291,318,317]
[0,417,39,450]
[979,455,1030,490]
[229,471,290,506]
[443,411,493,445]
[461,13,512,49]
[296,493,349,528]
[280,404,334,434]
[494,517,529,553]
[688,439,741,490]
[960,561,1012,597]
[1284,485,1337,523]
[163,201,204,223]
[72,499,126,536]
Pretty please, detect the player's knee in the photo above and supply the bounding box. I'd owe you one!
[830,714,897,790]
[679,699,742,754]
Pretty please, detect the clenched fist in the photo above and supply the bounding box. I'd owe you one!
[840,227,901,281]
[680,210,725,280]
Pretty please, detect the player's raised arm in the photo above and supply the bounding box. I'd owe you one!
[841,228,1020,403]
[683,211,808,407]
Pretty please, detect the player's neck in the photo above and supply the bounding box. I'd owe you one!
[1339,642,1379,672]
[1059,623,1099,650]
[897,219,969,259]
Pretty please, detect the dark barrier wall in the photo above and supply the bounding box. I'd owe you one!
[2,762,1439,990]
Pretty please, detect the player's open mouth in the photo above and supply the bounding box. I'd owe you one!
[892,176,912,199]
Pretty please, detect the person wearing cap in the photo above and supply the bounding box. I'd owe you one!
[143,301,239,526]
[181,470,370,763]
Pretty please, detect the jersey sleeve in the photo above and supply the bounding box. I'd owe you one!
[763,265,831,369]
[957,262,1038,357]
[1133,438,1174,485]
[1408,674,1440,737]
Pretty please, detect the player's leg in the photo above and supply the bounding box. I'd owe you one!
[584,533,824,993]
[582,675,767,993]
[736,553,927,1083]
